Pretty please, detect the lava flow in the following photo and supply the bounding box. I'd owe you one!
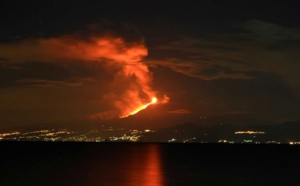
[121,97,158,118]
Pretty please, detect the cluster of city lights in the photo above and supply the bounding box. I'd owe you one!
[235,131,266,134]
[0,128,155,142]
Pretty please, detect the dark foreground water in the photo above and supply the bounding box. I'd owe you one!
[1,143,300,186]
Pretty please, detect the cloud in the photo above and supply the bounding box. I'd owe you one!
[0,57,9,61]
[0,24,147,64]
[168,109,191,114]
[242,20,300,40]
[148,59,252,80]
[146,36,254,80]
[217,111,247,115]
[16,77,94,88]
[145,20,300,94]
[0,23,166,119]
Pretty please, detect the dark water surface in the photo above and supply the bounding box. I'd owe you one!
[1,142,300,186]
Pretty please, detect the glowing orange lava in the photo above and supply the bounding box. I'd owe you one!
[121,97,157,118]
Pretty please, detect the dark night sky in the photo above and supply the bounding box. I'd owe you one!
[1,1,300,129]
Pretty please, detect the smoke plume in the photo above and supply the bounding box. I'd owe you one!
[0,23,168,119]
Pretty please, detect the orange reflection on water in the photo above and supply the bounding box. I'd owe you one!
[124,144,164,186]
[143,144,164,186]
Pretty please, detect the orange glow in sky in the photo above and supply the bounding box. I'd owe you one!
[0,27,169,120]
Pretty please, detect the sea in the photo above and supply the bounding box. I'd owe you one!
[1,142,300,186]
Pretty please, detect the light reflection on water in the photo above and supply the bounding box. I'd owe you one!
[123,144,164,186]
[84,144,164,186]
[142,144,164,186]
[2,143,298,186]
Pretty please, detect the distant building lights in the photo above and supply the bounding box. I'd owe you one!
[289,141,300,145]
[168,138,176,142]
[235,131,265,135]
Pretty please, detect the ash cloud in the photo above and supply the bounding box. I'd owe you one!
[0,23,161,119]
